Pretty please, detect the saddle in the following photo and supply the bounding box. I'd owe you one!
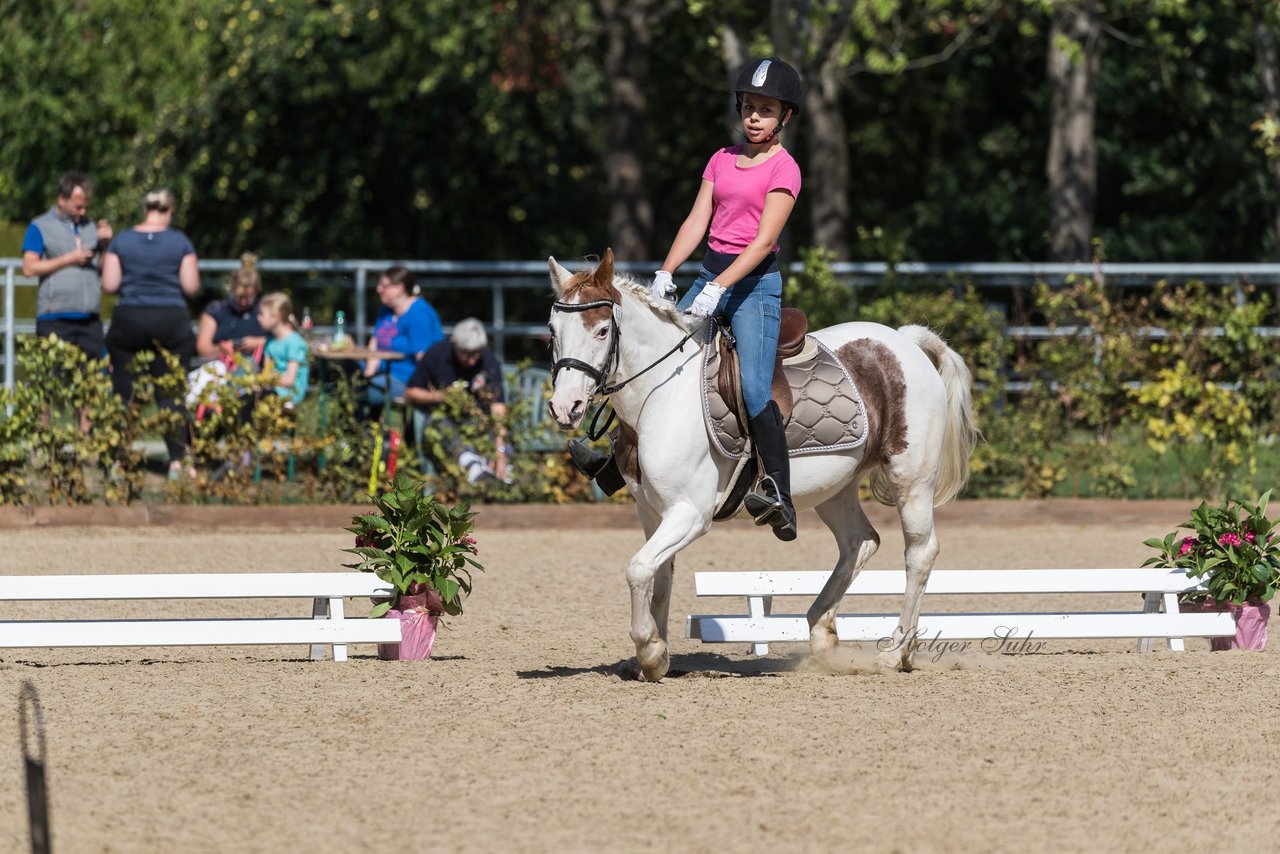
[702,310,867,462]
[716,308,809,425]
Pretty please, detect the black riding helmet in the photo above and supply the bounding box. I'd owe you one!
[733,57,804,125]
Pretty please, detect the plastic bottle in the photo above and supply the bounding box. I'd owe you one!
[301,306,314,338]
[333,310,347,347]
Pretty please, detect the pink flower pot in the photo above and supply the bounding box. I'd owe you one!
[377,592,441,660]
[1180,598,1271,651]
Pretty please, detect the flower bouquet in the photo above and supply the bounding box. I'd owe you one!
[343,472,482,659]
[1143,490,1279,650]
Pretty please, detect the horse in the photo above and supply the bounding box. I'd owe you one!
[546,249,978,682]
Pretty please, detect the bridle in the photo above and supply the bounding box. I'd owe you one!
[550,298,621,397]
[549,295,700,403]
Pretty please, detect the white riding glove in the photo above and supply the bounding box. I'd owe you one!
[650,270,676,300]
[685,282,726,318]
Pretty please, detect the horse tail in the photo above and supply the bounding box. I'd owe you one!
[896,324,978,506]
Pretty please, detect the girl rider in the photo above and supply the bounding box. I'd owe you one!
[570,57,803,542]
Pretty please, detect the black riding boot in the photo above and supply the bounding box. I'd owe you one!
[567,438,626,496]
[742,401,797,542]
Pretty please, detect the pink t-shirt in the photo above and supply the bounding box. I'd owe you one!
[702,145,802,254]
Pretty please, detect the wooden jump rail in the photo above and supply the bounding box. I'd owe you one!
[0,573,400,662]
[686,568,1236,656]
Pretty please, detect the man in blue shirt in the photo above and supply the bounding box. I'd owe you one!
[21,172,114,361]
[405,318,510,483]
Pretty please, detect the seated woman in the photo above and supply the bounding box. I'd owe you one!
[196,253,266,362]
[361,265,443,415]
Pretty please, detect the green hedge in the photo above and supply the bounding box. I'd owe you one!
[0,337,599,506]
[786,248,1280,500]
[4,257,1278,504]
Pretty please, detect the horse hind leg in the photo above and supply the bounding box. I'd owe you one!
[877,481,940,672]
[807,484,880,660]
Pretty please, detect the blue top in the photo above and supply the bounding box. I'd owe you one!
[371,298,443,383]
[108,228,196,308]
[264,331,309,405]
[21,223,46,255]
[407,340,505,411]
[204,297,264,343]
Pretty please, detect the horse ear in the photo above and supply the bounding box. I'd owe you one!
[594,248,615,288]
[548,256,573,295]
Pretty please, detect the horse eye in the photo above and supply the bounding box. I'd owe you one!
[594,325,609,340]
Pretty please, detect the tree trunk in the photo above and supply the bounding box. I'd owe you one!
[770,0,853,261]
[1046,2,1103,263]
[1254,19,1280,263]
[719,24,746,139]
[598,0,655,261]
[805,58,850,260]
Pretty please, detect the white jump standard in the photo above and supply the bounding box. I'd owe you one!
[0,573,400,661]
[686,567,1235,656]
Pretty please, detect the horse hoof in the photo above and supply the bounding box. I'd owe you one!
[639,658,669,682]
[809,632,838,658]
[637,643,669,682]
[875,649,903,671]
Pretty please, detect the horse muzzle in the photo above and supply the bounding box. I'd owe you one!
[547,397,586,431]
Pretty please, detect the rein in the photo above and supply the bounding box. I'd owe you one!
[550,296,700,400]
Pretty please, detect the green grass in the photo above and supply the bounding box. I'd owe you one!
[4,220,40,321]
[1,221,24,256]
[1048,426,1280,501]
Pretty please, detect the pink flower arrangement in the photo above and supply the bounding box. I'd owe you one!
[343,473,483,618]
[1144,491,1280,606]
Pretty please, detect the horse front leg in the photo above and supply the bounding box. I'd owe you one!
[637,501,675,646]
[627,501,709,682]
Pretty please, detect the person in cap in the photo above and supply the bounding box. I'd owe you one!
[404,318,510,484]
[568,56,804,541]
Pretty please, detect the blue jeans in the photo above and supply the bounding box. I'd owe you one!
[677,268,782,418]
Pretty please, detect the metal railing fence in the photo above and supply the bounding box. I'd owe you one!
[7,258,1280,392]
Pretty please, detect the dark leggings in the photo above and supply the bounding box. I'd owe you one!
[105,305,195,463]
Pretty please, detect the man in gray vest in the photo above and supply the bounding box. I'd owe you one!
[21,172,114,362]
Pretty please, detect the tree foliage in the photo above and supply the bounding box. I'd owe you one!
[0,0,1276,262]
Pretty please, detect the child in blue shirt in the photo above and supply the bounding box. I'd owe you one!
[257,292,309,407]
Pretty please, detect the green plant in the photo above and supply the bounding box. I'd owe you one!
[1129,359,1256,498]
[313,371,381,503]
[343,473,483,617]
[0,377,39,505]
[783,246,854,330]
[1143,491,1280,605]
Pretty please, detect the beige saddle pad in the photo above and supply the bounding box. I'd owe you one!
[701,332,868,460]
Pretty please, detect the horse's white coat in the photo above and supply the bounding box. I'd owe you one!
[547,251,977,681]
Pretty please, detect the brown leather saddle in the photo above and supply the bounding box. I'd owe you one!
[716,307,808,424]
[612,308,811,502]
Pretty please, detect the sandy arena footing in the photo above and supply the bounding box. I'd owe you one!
[1,500,1275,852]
